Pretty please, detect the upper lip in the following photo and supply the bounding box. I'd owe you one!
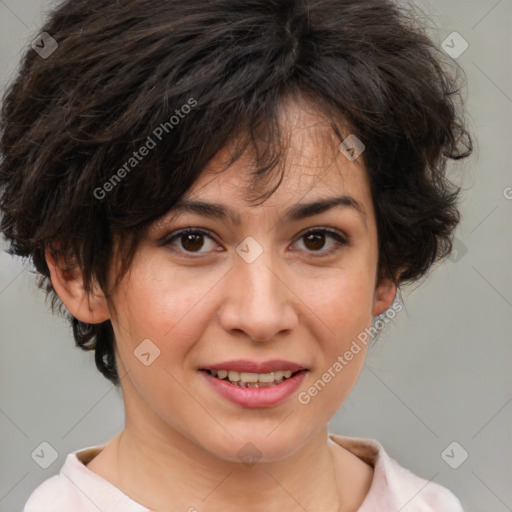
[200,360,307,374]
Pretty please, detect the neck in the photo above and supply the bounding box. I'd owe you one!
[110,422,344,512]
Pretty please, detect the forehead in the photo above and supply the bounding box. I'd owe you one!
[176,99,373,223]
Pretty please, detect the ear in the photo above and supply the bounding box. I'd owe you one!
[45,249,110,324]
[372,276,398,317]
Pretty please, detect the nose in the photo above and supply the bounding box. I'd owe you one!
[218,248,298,342]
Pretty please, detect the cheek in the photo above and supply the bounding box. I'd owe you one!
[295,275,372,417]
[116,257,220,346]
[111,258,231,412]
[307,346,368,418]
[297,261,376,344]
[110,261,217,413]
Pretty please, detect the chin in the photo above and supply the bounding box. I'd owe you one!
[200,425,311,465]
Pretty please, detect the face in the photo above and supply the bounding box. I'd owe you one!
[102,100,396,464]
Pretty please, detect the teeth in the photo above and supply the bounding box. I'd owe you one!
[208,369,295,385]
[258,372,276,383]
[274,370,284,381]
[228,371,240,382]
[240,372,259,383]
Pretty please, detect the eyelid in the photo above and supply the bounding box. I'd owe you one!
[160,226,350,258]
[159,227,218,252]
[292,227,350,257]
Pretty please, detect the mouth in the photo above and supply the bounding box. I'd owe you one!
[199,368,306,388]
[199,365,309,408]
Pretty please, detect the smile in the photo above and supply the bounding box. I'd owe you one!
[203,369,299,388]
[200,368,308,408]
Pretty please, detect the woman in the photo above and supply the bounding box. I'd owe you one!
[0,0,472,510]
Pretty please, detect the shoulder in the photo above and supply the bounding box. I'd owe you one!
[24,445,150,512]
[376,447,464,511]
[24,447,102,512]
[329,434,464,512]
[23,471,86,512]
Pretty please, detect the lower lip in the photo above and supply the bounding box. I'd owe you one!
[201,370,308,408]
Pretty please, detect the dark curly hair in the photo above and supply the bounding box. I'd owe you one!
[0,0,472,385]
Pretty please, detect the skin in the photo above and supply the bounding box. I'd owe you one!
[47,97,397,512]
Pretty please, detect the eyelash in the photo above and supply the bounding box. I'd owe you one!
[161,227,349,259]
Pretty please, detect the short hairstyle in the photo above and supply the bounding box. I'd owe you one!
[0,0,472,385]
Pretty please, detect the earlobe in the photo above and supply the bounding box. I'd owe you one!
[45,248,110,324]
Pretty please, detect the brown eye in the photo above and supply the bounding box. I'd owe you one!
[162,227,348,259]
[181,232,205,252]
[293,228,349,256]
[303,232,327,251]
[164,228,218,255]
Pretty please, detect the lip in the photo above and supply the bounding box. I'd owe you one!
[200,359,306,374]
[201,369,308,408]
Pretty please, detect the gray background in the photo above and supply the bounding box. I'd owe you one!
[0,1,511,511]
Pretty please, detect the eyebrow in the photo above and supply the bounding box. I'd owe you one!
[168,195,366,225]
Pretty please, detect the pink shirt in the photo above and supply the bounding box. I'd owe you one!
[24,434,464,511]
